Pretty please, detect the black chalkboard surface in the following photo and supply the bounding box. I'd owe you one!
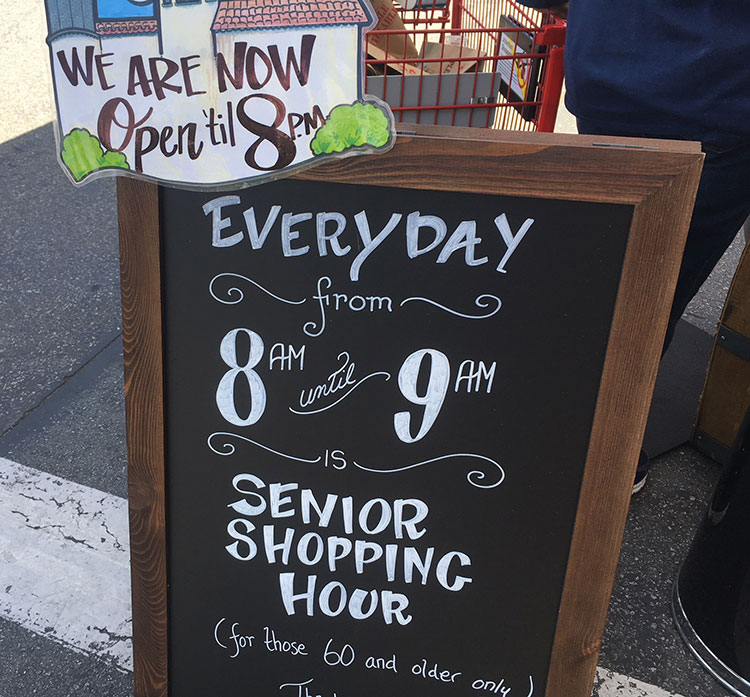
[118,127,704,697]
[160,179,629,696]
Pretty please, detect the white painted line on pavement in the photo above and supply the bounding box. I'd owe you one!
[0,456,132,672]
[593,668,685,697]
[0,456,685,695]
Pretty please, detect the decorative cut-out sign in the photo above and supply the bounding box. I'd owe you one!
[43,0,395,187]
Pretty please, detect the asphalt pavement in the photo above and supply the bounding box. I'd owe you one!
[1,5,747,695]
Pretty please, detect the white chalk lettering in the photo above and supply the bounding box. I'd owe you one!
[281,212,312,256]
[279,573,412,625]
[305,276,392,338]
[215,328,266,426]
[203,198,533,277]
[269,343,305,371]
[365,654,398,672]
[279,678,338,697]
[297,352,356,409]
[263,626,308,656]
[472,677,511,695]
[395,349,450,443]
[270,482,298,518]
[412,658,462,684]
[495,213,534,273]
[406,212,446,258]
[436,551,473,591]
[316,212,351,256]
[264,525,295,564]
[227,473,267,516]
[214,618,255,658]
[454,360,497,393]
[297,532,324,565]
[437,220,489,266]
[350,211,402,281]
[225,518,257,561]
[323,639,356,667]
[243,205,281,249]
[204,195,242,247]
[224,476,476,625]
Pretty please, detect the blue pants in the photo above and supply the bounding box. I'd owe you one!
[577,119,750,352]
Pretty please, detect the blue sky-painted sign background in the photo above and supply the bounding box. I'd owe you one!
[96,0,155,19]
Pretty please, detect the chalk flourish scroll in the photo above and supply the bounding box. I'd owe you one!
[400,293,501,320]
[290,371,391,415]
[209,273,306,306]
[354,453,505,489]
[207,432,322,464]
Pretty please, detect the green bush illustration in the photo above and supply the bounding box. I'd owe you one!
[61,128,130,182]
[311,102,391,156]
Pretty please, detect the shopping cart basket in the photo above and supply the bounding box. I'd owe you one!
[364,0,566,131]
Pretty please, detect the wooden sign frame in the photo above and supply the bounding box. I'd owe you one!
[118,124,702,697]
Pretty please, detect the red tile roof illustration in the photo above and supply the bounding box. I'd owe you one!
[96,19,158,36]
[212,0,370,32]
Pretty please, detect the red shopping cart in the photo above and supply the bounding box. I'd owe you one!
[365,0,566,131]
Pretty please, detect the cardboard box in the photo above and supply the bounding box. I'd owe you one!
[366,0,484,76]
[421,40,484,74]
[367,43,421,75]
[368,40,484,76]
[367,0,419,65]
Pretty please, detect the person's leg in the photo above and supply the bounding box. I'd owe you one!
[661,142,750,350]
[577,119,750,352]
[577,120,750,491]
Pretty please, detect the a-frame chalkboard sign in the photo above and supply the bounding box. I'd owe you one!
[118,125,702,697]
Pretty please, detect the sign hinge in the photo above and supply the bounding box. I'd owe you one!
[717,324,750,361]
[693,429,733,465]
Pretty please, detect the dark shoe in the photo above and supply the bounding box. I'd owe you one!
[633,449,650,494]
